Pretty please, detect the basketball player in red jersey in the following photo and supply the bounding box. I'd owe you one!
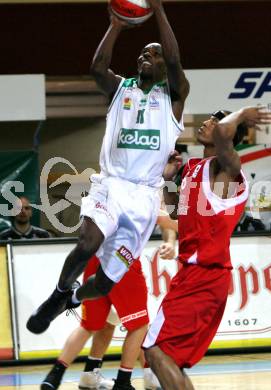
[143,106,271,390]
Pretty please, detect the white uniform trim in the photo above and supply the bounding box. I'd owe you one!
[107,77,125,113]
[187,250,198,264]
[166,86,185,132]
[143,307,165,349]
[202,159,249,214]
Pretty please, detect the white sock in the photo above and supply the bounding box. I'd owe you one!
[71,288,80,304]
[56,284,69,293]
[88,356,102,361]
[144,367,152,375]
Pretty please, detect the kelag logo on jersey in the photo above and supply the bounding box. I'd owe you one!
[228,72,271,99]
[117,128,160,150]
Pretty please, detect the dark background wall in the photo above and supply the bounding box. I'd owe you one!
[0,1,270,76]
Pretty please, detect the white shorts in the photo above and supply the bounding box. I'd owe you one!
[80,176,160,283]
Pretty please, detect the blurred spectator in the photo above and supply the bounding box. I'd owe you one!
[0,196,50,240]
[235,211,266,232]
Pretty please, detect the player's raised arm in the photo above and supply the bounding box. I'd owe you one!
[214,106,271,179]
[90,14,129,98]
[148,0,189,121]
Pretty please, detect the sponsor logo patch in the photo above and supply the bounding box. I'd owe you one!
[116,245,135,267]
[149,94,159,109]
[95,201,107,212]
[153,87,161,93]
[123,97,132,110]
[95,202,114,221]
[117,128,160,150]
[139,98,147,108]
[121,310,148,324]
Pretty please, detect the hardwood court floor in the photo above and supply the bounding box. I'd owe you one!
[1,353,271,389]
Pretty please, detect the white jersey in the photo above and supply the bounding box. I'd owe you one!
[95,77,184,188]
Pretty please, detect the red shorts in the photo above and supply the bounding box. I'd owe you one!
[81,256,149,332]
[143,263,231,368]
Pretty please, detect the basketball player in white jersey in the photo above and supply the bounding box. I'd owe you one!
[143,106,271,390]
[27,0,189,337]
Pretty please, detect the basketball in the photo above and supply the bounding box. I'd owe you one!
[110,0,153,24]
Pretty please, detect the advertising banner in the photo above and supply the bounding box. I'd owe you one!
[185,68,271,114]
[9,236,271,360]
[0,246,13,360]
[213,236,271,349]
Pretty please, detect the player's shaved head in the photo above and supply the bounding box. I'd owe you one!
[144,43,163,55]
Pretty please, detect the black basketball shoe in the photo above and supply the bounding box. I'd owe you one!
[26,281,81,334]
[112,381,136,390]
[40,361,66,390]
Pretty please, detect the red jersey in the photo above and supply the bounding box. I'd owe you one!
[178,157,248,268]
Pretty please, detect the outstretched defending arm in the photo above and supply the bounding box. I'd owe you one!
[90,14,128,98]
[148,0,189,121]
[214,106,271,179]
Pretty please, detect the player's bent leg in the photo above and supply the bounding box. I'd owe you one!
[120,325,148,372]
[41,327,92,390]
[26,218,104,334]
[26,280,81,334]
[113,324,148,390]
[182,369,195,390]
[144,346,186,390]
[143,367,162,390]
[76,265,115,300]
[138,350,161,390]
[91,322,115,356]
[58,217,105,290]
[79,322,115,390]
[60,327,92,365]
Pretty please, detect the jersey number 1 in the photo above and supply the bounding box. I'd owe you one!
[136,109,145,124]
